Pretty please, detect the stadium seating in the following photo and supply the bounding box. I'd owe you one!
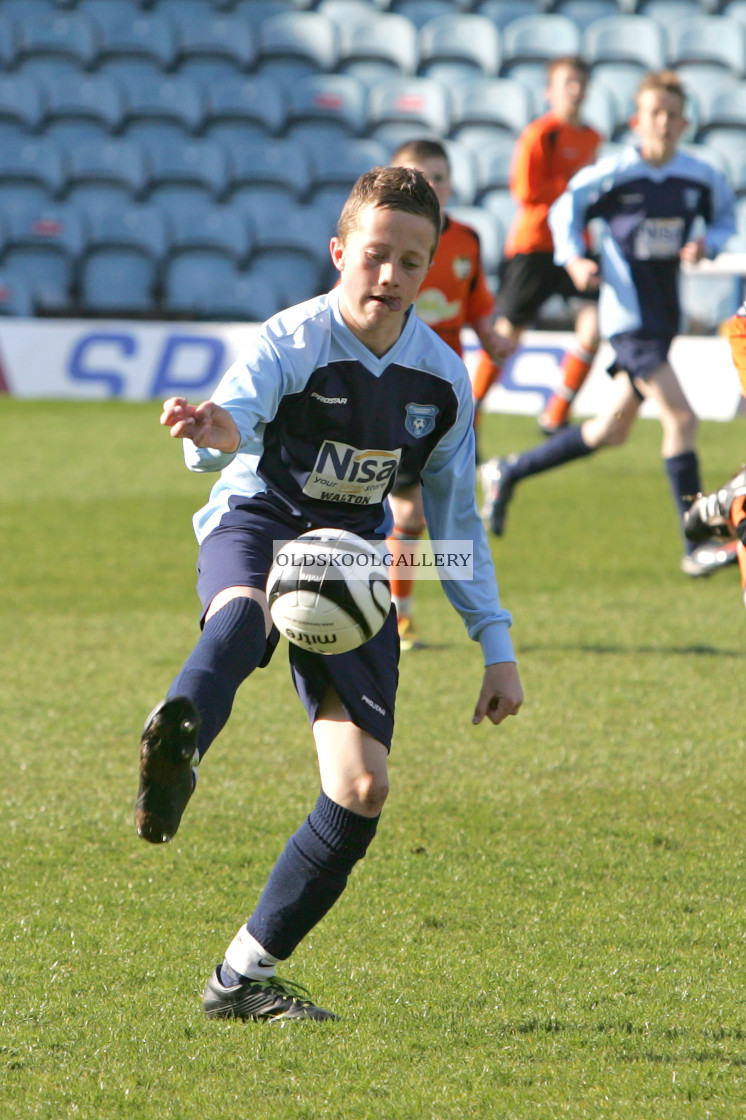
[226,138,312,203]
[0,271,35,317]
[40,72,127,139]
[417,14,502,82]
[447,204,504,277]
[336,13,419,82]
[501,14,582,71]
[256,11,340,80]
[583,15,666,72]
[15,10,101,72]
[0,73,47,134]
[0,203,86,313]
[2,0,746,323]
[667,17,746,77]
[65,137,149,212]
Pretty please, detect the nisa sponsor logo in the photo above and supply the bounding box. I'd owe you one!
[314,440,399,484]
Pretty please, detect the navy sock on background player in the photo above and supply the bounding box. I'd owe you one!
[167,597,267,759]
[664,449,702,556]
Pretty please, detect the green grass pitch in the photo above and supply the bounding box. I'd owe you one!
[2,398,746,1119]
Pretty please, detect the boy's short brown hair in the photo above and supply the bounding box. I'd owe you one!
[337,165,441,258]
[546,55,590,82]
[635,69,687,109]
[390,137,450,168]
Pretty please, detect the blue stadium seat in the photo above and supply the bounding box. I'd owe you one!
[697,84,746,136]
[256,11,340,81]
[366,77,451,139]
[0,270,35,317]
[473,2,541,31]
[583,15,665,71]
[144,135,231,207]
[307,137,388,199]
[443,141,478,205]
[0,73,47,134]
[472,135,518,197]
[226,139,312,203]
[700,130,746,190]
[0,139,67,202]
[65,138,149,211]
[724,2,746,27]
[15,10,100,71]
[1,203,86,313]
[162,257,281,321]
[166,204,254,264]
[80,249,159,314]
[229,1,295,27]
[83,3,179,72]
[245,251,327,310]
[637,1,702,29]
[318,0,387,31]
[591,63,645,133]
[40,71,126,138]
[204,74,287,137]
[481,187,518,238]
[0,14,19,71]
[581,81,616,140]
[84,203,170,260]
[447,204,503,276]
[418,14,502,82]
[285,74,368,142]
[554,1,622,32]
[170,5,257,77]
[450,77,533,142]
[501,14,582,72]
[667,17,746,76]
[388,1,456,31]
[120,72,207,137]
[674,67,741,124]
[337,13,419,83]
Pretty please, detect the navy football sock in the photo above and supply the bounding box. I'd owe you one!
[507,424,593,482]
[664,450,701,555]
[246,791,380,960]
[167,597,267,759]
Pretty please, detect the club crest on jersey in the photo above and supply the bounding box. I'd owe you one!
[405,403,439,438]
[452,256,471,280]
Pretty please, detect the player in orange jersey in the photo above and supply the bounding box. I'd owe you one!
[685,305,746,602]
[471,55,602,445]
[388,138,512,650]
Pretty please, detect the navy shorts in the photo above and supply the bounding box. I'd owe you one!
[497,252,597,326]
[195,499,399,750]
[607,331,674,397]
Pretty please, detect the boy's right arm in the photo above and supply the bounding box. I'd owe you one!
[160,396,240,453]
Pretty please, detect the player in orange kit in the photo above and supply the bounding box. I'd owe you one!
[388,138,511,649]
[685,305,746,602]
[472,55,602,448]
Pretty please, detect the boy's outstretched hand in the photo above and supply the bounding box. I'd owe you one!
[472,662,523,727]
[160,397,240,454]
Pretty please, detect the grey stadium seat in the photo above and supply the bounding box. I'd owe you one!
[583,15,666,71]
[501,14,582,70]
[418,14,502,82]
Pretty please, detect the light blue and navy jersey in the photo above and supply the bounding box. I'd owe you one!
[549,146,736,339]
[183,287,514,665]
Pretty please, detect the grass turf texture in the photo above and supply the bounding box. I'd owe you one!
[3,398,746,1119]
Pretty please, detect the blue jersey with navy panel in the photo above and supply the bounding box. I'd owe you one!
[183,287,514,665]
[549,146,736,340]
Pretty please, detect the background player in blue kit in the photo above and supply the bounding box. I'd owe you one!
[482,70,737,577]
[134,166,523,1023]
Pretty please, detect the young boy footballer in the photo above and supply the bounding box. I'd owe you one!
[471,55,602,441]
[135,166,523,1022]
[483,70,736,578]
[386,138,511,651]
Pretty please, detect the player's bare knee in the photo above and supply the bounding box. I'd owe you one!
[354,771,389,816]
